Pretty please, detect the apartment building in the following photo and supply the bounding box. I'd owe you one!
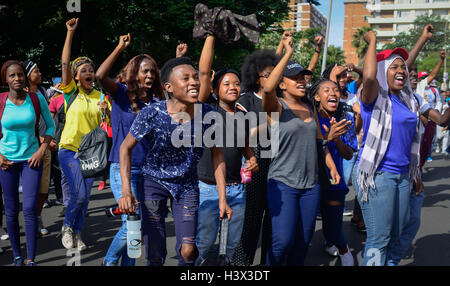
[344,0,372,64]
[281,0,327,35]
[344,0,450,63]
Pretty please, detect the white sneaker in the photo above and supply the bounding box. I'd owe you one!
[61,225,74,249]
[0,228,9,240]
[343,208,353,216]
[75,233,87,251]
[339,247,355,266]
[38,217,49,236]
[324,244,339,257]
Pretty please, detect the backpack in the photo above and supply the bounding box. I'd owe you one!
[75,126,109,178]
[0,92,41,143]
[53,90,78,147]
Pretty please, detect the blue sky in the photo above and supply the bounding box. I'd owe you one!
[316,0,345,48]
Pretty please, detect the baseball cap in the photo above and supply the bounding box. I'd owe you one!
[376,47,409,62]
[283,61,313,78]
[418,71,429,80]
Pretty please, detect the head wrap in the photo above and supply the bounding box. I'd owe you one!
[71,57,95,78]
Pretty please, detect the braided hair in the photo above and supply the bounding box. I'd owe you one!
[309,78,357,144]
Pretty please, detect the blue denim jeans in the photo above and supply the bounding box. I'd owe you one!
[103,163,143,266]
[266,179,321,266]
[355,170,410,266]
[141,179,199,266]
[387,185,424,266]
[58,148,95,234]
[195,181,246,265]
[342,152,358,186]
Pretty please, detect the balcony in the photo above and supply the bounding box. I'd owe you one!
[366,2,450,11]
[375,30,398,37]
[368,16,416,24]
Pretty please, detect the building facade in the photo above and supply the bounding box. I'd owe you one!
[281,0,327,35]
[344,0,372,64]
[344,0,450,63]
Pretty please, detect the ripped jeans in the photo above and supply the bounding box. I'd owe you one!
[140,178,199,266]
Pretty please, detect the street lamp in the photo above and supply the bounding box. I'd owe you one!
[321,0,333,74]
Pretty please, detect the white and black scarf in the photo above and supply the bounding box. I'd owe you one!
[357,54,421,202]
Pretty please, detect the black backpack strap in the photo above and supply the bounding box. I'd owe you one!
[66,89,78,113]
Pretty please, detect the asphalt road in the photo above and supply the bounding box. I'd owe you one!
[1,153,449,266]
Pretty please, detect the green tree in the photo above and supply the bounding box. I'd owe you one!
[352,26,373,65]
[381,14,449,83]
[0,0,290,85]
[382,15,449,55]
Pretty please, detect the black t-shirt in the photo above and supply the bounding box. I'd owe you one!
[197,96,249,184]
[236,91,270,150]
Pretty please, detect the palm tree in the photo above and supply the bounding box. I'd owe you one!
[352,26,373,65]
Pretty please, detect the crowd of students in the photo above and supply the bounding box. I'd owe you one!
[0,17,449,266]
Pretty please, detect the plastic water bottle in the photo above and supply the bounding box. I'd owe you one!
[127,214,142,258]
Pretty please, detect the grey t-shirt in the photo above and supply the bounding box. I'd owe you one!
[268,99,318,189]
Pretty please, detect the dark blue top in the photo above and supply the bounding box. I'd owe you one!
[357,93,417,174]
[129,100,218,199]
[318,112,352,192]
[109,82,159,166]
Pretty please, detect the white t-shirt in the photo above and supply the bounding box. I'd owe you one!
[416,78,443,111]
[341,93,359,107]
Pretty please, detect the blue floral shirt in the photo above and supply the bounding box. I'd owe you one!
[129,100,219,199]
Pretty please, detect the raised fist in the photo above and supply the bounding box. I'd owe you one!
[363,30,376,44]
[118,33,131,50]
[66,18,79,32]
[315,35,324,49]
[422,24,434,40]
[176,43,188,58]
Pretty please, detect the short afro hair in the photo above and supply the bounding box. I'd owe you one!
[240,50,279,93]
[160,57,194,84]
[1,60,27,85]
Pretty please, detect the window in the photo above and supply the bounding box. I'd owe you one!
[397,10,410,17]
[397,24,410,32]
[415,10,428,17]
[433,10,448,17]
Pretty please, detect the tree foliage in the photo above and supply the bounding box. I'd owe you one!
[351,26,373,65]
[381,14,449,83]
[0,0,290,85]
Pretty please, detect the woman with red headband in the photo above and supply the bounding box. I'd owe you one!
[355,30,423,266]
